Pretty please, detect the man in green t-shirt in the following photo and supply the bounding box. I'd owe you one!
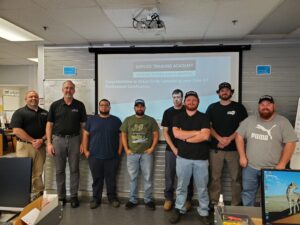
[120,99,159,210]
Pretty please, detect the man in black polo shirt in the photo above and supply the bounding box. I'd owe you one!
[11,90,48,197]
[169,91,211,225]
[46,80,87,208]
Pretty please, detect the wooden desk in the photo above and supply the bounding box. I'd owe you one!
[4,129,16,151]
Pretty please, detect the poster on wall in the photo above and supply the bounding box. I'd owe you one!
[290,97,300,169]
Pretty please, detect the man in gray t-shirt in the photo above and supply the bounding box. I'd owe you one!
[235,95,298,206]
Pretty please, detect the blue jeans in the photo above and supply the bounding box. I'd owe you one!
[127,153,153,204]
[164,150,194,201]
[175,156,209,216]
[241,166,261,206]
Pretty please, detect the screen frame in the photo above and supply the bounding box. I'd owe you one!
[0,157,32,212]
[89,45,251,115]
[261,168,300,225]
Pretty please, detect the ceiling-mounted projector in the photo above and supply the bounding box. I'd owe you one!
[132,8,166,31]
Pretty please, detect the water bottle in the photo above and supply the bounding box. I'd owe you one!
[217,194,225,213]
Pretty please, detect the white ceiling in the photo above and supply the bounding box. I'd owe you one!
[0,0,300,65]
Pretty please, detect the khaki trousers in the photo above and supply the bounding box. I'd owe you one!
[209,150,241,205]
[16,141,46,193]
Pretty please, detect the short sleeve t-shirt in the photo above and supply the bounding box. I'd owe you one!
[237,114,298,169]
[161,106,185,151]
[85,115,121,159]
[120,115,159,154]
[206,101,248,151]
[173,111,210,160]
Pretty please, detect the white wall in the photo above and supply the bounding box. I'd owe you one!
[0,65,38,90]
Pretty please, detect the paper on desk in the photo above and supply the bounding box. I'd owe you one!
[21,208,40,225]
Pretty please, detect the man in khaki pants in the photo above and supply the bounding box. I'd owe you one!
[11,90,48,197]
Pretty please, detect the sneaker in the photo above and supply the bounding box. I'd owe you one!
[145,201,155,210]
[199,215,210,225]
[90,199,100,209]
[163,200,173,211]
[184,200,192,211]
[110,199,120,208]
[70,197,80,208]
[125,201,137,209]
[169,209,181,224]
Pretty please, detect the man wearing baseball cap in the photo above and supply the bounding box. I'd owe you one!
[206,82,248,207]
[235,95,298,206]
[120,99,159,210]
[169,91,211,224]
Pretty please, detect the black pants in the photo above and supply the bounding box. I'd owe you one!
[88,157,119,202]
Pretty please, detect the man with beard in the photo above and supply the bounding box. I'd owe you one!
[11,90,48,197]
[236,95,297,206]
[169,91,211,225]
[162,89,194,211]
[46,80,87,208]
[120,99,159,210]
[81,99,122,209]
[206,82,248,207]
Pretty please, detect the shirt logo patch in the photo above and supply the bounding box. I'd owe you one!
[40,112,47,116]
[227,110,236,115]
[72,108,79,112]
[251,124,277,141]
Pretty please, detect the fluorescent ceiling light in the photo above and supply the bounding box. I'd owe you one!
[27,58,38,62]
[0,18,43,41]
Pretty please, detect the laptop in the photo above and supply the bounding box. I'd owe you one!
[261,168,300,225]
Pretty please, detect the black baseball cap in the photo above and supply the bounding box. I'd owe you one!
[216,82,234,93]
[185,91,199,100]
[258,95,274,104]
[134,99,145,106]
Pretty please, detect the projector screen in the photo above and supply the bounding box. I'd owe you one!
[98,51,240,123]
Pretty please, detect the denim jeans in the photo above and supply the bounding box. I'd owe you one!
[175,156,209,216]
[127,153,153,204]
[164,150,194,201]
[241,166,261,206]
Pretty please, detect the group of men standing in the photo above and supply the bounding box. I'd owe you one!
[10,80,297,224]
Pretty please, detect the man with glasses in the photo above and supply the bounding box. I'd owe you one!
[46,80,87,208]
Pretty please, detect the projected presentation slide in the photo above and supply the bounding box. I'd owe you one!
[98,52,239,122]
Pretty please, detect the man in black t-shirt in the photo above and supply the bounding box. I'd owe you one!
[46,80,87,208]
[161,89,194,211]
[169,91,210,225]
[11,90,48,196]
[206,82,248,206]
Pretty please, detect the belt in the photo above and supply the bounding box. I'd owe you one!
[54,133,79,138]
[17,138,31,144]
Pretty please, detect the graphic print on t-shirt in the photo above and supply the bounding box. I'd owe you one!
[251,124,277,141]
[131,123,148,143]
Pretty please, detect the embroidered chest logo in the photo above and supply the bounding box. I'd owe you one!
[227,110,236,115]
[72,109,79,112]
[251,124,277,141]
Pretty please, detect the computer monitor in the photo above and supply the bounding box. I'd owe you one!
[0,157,32,212]
[261,169,300,225]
